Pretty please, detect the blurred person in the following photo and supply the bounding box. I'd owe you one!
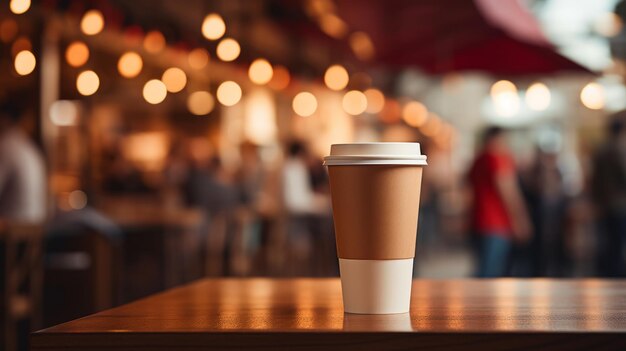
[518,147,569,277]
[282,141,330,275]
[0,99,46,223]
[591,115,626,277]
[468,127,532,277]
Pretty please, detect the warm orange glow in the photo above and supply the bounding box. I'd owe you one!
[324,64,349,91]
[188,48,209,69]
[161,67,187,93]
[65,41,89,67]
[491,80,520,117]
[349,31,375,61]
[11,36,31,56]
[292,92,317,117]
[14,50,36,76]
[525,82,551,111]
[402,101,428,127]
[364,88,385,113]
[319,14,348,38]
[187,91,215,115]
[342,90,367,115]
[202,13,226,40]
[68,190,87,209]
[81,10,104,36]
[143,79,167,104]
[50,100,79,126]
[143,30,166,53]
[269,65,290,90]
[580,82,605,110]
[491,80,517,96]
[0,19,18,43]
[217,81,242,106]
[76,70,99,96]
[10,0,30,14]
[595,12,622,37]
[216,38,240,62]
[420,114,443,137]
[118,52,143,78]
[380,99,401,124]
[248,59,273,85]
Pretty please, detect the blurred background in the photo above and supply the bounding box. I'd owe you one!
[1,0,626,349]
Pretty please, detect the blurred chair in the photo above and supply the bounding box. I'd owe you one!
[43,230,122,327]
[1,223,44,351]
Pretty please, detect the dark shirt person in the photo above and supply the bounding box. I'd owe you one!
[468,127,531,277]
[591,116,626,277]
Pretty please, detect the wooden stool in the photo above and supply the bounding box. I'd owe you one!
[1,222,44,351]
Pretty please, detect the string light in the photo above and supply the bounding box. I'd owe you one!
[161,68,187,93]
[342,90,367,115]
[324,64,349,91]
[14,50,36,76]
[491,80,520,117]
[580,82,605,110]
[65,41,89,67]
[10,0,30,14]
[143,30,166,53]
[76,70,100,96]
[525,82,551,111]
[216,38,240,62]
[402,101,428,127]
[187,91,215,115]
[188,48,209,69]
[269,65,290,90]
[202,13,226,40]
[118,52,143,78]
[81,10,104,36]
[217,81,242,106]
[248,59,273,85]
[364,88,385,113]
[143,79,167,104]
[292,92,317,117]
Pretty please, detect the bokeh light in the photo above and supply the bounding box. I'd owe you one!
[580,82,605,110]
[349,31,375,61]
[188,48,209,69]
[14,50,36,76]
[10,0,30,14]
[143,30,166,53]
[11,36,31,56]
[202,13,226,40]
[324,64,349,91]
[491,80,520,117]
[68,190,87,209]
[364,88,385,113]
[143,79,167,104]
[525,82,551,111]
[187,91,215,115]
[248,59,273,85]
[50,100,79,126]
[161,67,187,93]
[216,38,240,62]
[319,14,348,38]
[118,52,143,78]
[217,81,242,106]
[269,65,290,90]
[342,90,368,115]
[76,70,100,96]
[65,41,90,67]
[402,101,428,127]
[81,10,105,36]
[420,114,443,137]
[292,92,317,117]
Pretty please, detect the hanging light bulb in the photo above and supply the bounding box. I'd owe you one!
[292,92,317,117]
[161,68,187,93]
[324,64,349,91]
[216,38,240,62]
[76,70,100,96]
[580,82,605,110]
[65,41,90,67]
[248,58,273,85]
[217,81,242,106]
[14,50,36,76]
[81,10,104,36]
[342,90,367,115]
[117,52,143,78]
[525,82,551,111]
[142,79,167,104]
[202,13,226,40]
[10,0,30,14]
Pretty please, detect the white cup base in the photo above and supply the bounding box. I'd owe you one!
[339,258,414,314]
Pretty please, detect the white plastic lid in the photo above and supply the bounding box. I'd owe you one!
[323,142,427,166]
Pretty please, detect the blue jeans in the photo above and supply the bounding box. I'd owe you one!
[475,234,512,278]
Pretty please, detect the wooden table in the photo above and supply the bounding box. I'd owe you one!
[32,278,626,350]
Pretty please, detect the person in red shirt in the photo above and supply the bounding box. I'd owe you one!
[468,127,532,277]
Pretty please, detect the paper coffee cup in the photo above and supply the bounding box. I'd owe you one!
[324,143,426,314]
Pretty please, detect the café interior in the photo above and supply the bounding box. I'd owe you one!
[1,0,626,349]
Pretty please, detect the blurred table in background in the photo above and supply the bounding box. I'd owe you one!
[32,278,626,351]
